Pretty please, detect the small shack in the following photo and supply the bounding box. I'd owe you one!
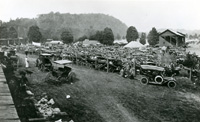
[159,29,185,47]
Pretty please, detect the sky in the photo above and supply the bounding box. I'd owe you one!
[0,0,200,32]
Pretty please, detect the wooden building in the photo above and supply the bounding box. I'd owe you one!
[159,29,185,47]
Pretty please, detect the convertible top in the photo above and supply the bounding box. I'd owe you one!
[54,60,72,65]
[140,65,165,72]
[40,53,52,56]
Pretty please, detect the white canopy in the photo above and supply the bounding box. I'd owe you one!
[32,42,41,46]
[124,41,145,48]
[114,39,128,44]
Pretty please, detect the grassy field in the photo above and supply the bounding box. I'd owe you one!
[17,53,200,122]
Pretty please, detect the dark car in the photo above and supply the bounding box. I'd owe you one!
[139,65,176,88]
[36,53,53,71]
[45,60,76,84]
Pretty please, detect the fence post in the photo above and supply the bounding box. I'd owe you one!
[189,68,192,80]
[95,59,97,70]
[107,58,109,73]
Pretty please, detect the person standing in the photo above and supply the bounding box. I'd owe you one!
[25,56,29,68]
[25,47,29,56]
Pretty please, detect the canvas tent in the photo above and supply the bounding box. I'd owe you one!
[32,42,41,46]
[124,41,145,48]
[114,39,128,44]
[82,39,100,46]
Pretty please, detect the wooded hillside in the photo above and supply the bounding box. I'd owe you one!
[3,12,128,41]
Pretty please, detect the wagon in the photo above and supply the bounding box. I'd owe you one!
[139,65,176,88]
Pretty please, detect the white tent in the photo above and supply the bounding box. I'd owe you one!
[32,42,41,46]
[114,39,128,44]
[124,41,145,48]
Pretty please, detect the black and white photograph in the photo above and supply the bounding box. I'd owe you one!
[0,0,200,122]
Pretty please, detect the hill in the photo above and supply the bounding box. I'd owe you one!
[3,12,128,41]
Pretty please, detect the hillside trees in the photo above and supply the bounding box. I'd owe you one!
[139,32,146,45]
[147,27,159,46]
[0,26,8,38]
[9,27,18,38]
[61,30,74,44]
[126,26,139,42]
[116,33,121,40]
[27,26,42,42]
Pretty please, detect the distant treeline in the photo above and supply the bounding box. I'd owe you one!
[0,12,128,41]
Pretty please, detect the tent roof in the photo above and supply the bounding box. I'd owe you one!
[114,39,128,44]
[46,41,63,44]
[82,39,100,46]
[124,41,145,48]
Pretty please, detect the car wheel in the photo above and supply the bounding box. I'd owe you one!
[179,64,183,69]
[155,75,163,84]
[68,72,76,83]
[140,77,148,85]
[167,81,176,88]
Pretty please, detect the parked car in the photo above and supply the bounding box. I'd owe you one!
[45,60,76,84]
[139,65,176,88]
[36,53,53,71]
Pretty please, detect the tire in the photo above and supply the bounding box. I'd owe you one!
[140,77,149,85]
[167,81,176,88]
[179,64,183,69]
[155,75,163,84]
[68,72,76,83]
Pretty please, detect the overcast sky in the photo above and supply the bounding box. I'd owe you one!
[1,0,200,32]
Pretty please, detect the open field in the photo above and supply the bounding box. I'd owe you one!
[16,53,200,122]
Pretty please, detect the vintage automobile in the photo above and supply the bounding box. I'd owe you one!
[45,60,76,84]
[139,65,177,88]
[36,53,53,71]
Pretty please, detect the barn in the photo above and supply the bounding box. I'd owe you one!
[159,29,185,47]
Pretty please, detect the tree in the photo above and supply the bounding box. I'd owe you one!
[147,27,159,46]
[9,27,18,38]
[126,26,139,42]
[78,35,88,41]
[102,27,114,45]
[183,53,198,68]
[95,31,104,43]
[27,26,42,42]
[139,32,146,45]
[61,30,73,44]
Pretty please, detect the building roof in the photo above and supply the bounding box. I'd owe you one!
[159,29,185,37]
